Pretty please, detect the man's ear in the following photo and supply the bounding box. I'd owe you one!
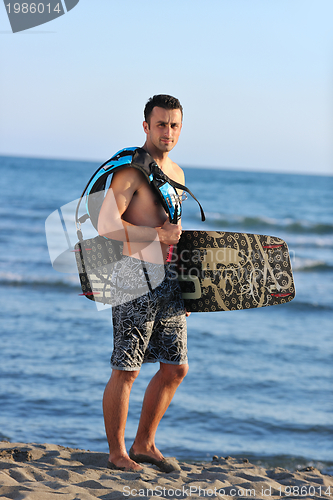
[143,121,149,134]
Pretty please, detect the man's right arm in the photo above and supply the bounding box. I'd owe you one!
[97,169,181,245]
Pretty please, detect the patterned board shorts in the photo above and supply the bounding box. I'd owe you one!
[111,256,187,371]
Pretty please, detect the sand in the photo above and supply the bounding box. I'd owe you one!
[0,441,332,499]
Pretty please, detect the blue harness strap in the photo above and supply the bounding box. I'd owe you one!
[75,147,205,236]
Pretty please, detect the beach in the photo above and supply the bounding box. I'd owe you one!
[0,441,332,500]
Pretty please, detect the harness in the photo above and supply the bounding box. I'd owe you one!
[75,147,205,238]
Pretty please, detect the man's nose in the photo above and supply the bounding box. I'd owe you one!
[164,124,172,136]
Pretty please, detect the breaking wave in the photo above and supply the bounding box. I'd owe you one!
[207,213,333,235]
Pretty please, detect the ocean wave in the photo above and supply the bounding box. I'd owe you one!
[288,300,333,312]
[206,213,333,235]
[292,259,333,273]
[289,242,333,251]
[231,454,333,476]
[0,272,79,289]
[283,235,333,249]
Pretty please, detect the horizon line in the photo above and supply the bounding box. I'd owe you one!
[0,152,332,178]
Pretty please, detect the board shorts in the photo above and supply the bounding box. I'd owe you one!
[110,256,187,371]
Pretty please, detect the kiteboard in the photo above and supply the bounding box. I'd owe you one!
[176,230,295,312]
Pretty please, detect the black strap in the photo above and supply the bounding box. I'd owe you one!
[153,167,206,222]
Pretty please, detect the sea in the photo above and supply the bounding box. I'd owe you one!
[0,155,332,475]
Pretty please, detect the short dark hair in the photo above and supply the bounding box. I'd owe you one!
[144,94,183,125]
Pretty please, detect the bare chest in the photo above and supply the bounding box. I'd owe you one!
[122,182,167,228]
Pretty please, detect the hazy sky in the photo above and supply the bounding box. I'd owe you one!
[1,0,332,175]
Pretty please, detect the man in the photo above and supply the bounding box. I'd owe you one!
[98,95,189,472]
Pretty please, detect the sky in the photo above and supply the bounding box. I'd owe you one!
[1,0,332,175]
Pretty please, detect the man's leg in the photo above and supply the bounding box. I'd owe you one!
[103,368,142,470]
[131,362,188,461]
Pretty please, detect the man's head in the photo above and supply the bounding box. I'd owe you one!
[144,95,183,126]
[143,95,183,155]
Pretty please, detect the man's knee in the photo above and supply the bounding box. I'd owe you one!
[160,363,189,384]
[111,368,140,385]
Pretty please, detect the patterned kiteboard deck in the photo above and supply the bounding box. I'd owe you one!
[176,230,295,312]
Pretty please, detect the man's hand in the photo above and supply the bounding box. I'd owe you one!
[156,220,190,315]
[156,219,182,245]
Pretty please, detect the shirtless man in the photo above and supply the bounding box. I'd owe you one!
[98,95,188,472]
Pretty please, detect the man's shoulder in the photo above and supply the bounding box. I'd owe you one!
[111,166,146,189]
[168,159,185,184]
[170,159,183,173]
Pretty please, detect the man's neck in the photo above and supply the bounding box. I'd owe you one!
[142,141,170,170]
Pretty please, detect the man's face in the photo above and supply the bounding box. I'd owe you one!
[143,106,182,153]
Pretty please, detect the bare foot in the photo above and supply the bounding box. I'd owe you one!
[129,443,180,473]
[108,454,143,472]
[130,442,164,462]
